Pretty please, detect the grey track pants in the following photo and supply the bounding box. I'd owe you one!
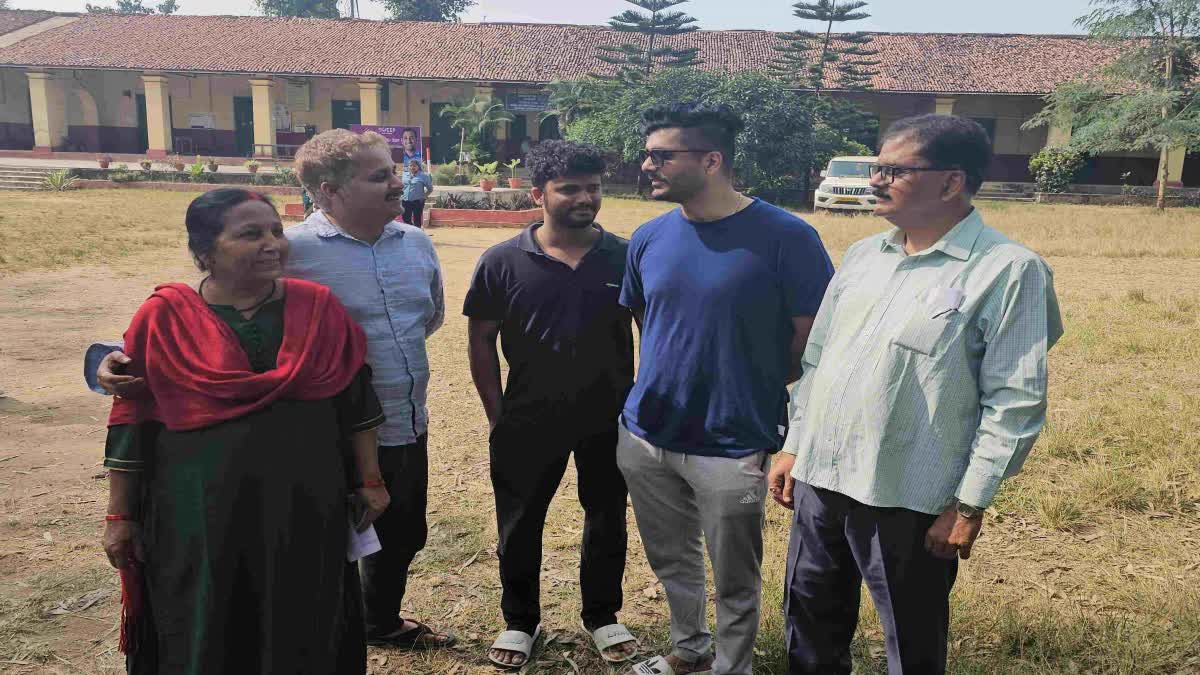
[616,422,767,675]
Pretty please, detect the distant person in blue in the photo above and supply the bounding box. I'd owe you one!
[617,104,834,675]
[401,160,433,227]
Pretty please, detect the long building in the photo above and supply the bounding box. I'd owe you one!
[0,9,1192,185]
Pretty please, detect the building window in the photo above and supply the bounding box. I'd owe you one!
[381,81,390,112]
[971,118,997,148]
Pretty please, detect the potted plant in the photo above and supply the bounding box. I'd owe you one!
[505,158,522,189]
[139,158,153,171]
[170,156,186,171]
[205,157,219,172]
[244,159,260,175]
[474,161,499,192]
[97,154,112,169]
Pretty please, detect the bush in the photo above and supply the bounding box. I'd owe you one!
[432,163,459,186]
[1029,148,1087,193]
[42,169,79,191]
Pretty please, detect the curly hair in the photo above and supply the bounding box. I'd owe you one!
[640,103,745,175]
[525,140,607,189]
[294,129,390,206]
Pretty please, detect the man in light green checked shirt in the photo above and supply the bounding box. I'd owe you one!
[767,114,1063,675]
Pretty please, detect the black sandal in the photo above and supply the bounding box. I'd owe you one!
[368,621,457,650]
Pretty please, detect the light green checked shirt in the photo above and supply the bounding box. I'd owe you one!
[782,208,1063,514]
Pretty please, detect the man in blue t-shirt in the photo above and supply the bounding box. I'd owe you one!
[617,104,834,675]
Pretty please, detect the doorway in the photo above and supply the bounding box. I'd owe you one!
[538,115,560,141]
[429,102,457,163]
[332,100,361,130]
[135,94,149,153]
[234,96,254,157]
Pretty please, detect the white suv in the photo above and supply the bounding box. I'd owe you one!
[813,156,878,212]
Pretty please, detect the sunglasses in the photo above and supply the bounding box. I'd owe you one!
[869,164,960,184]
[639,148,718,167]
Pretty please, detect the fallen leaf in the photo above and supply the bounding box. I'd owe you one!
[46,589,111,616]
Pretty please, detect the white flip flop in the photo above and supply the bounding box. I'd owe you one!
[627,655,714,675]
[488,624,542,669]
[582,621,640,663]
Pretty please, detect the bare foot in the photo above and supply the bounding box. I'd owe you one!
[488,647,526,667]
[602,638,638,662]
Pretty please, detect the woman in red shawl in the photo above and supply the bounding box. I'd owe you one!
[100,188,389,675]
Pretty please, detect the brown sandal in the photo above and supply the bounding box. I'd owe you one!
[368,621,457,650]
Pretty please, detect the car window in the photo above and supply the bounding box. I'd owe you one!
[827,161,873,178]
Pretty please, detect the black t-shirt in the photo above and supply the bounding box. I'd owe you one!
[463,222,634,433]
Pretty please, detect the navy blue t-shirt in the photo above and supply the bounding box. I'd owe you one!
[620,198,834,458]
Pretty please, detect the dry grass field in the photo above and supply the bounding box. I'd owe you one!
[0,190,1197,674]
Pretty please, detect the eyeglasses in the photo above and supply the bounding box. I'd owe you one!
[869,164,959,184]
[639,149,718,167]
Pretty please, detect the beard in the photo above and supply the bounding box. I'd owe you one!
[647,173,702,204]
[547,202,597,229]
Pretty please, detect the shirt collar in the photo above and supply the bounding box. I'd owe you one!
[881,208,984,261]
[518,221,612,256]
[309,210,405,242]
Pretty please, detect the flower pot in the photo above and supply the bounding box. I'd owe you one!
[507,178,522,189]
[173,163,185,171]
[480,179,496,192]
[207,163,219,172]
[98,161,110,169]
[139,162,152,171]
[247,165,259,174]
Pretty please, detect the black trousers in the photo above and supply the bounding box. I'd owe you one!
[784,482,958,675]
[359,435,429,637]
[489,423,628,635]
[401,199,425,227]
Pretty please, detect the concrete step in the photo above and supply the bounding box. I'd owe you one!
[0,170,54,177]
[0,185,46,191]
[977,195,1035,202]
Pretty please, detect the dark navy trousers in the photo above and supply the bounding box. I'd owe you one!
[784,482,958,675]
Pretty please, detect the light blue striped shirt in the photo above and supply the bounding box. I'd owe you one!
[782,209,1063,514]
[286,211,444,446]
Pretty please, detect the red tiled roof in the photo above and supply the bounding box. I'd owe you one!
[0,10,60,36]
[0,11,1125,95]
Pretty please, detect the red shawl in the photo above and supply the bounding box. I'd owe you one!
[109,278,367,431]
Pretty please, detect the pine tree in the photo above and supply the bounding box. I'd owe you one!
[255,0,340,18]
[85,0,177,14]
[770,0,879,95]
[596,0,702,86]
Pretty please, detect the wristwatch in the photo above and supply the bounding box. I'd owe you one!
[955,500,984,519]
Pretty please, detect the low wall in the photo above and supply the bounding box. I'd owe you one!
[75,179,302,197]
[427,208,540,228]
[1035,192,1200,207]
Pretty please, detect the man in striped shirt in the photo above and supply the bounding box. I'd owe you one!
[768,114,1063,674]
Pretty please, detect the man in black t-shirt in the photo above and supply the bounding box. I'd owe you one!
[464,141,639,669]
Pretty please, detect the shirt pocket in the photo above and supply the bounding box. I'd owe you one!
[892,304,964,356]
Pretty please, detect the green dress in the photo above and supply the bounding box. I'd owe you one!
[105,299,383,675]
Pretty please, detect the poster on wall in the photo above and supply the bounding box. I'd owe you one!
[351,125,424,166]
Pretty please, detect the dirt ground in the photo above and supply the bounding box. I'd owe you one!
[1,197,1198,674]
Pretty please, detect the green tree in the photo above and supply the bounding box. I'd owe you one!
[769,1,880,199]
[379,0,475,21]
[770,0,880,95]
[596,0,702,86]
[564,69,864,202]
[86,0,178,14]
[439,94,513,162]
[1025,0,1200,209]
[256,0,340,17]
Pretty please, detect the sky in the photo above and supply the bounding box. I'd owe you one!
[20,0,1096,35]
